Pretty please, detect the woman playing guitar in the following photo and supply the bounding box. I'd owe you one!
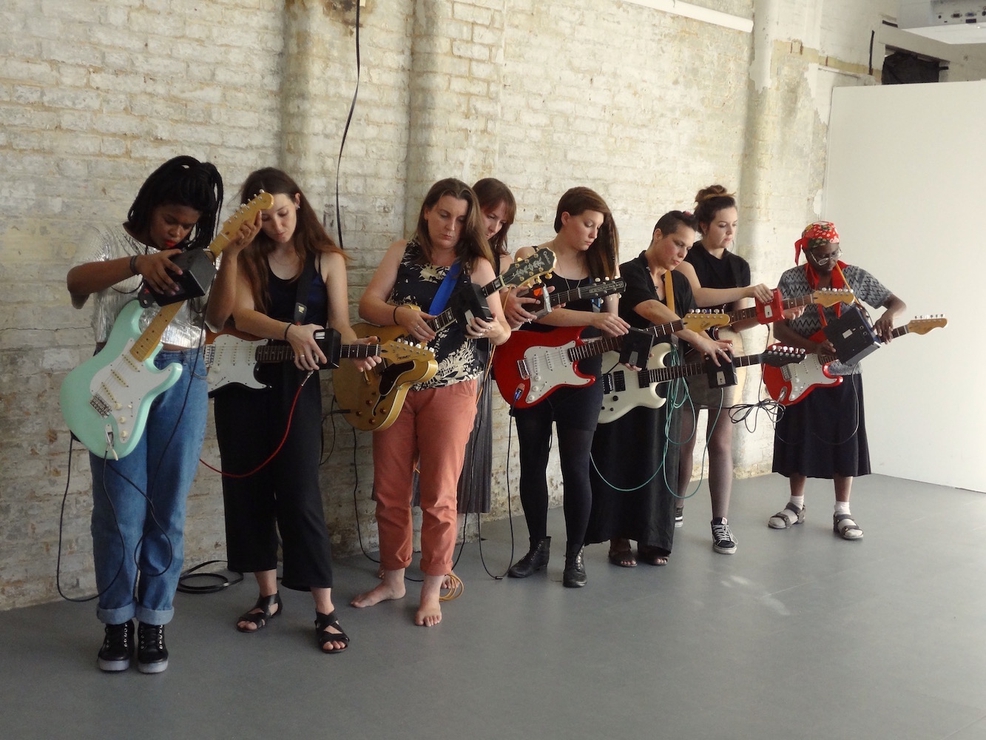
[504,187,630,588]
[351,179,509,627]
[767,221,905,540]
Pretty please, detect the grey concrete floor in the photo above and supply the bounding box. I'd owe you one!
[3,474,986,740]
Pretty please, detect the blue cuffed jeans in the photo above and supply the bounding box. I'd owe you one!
[88,348,208,626]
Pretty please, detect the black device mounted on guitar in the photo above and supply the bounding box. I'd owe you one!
[823,305,879,366]
[138,248,217,307]
[619,328,655,368]
[450,283,493,327]
[704,356,737,389]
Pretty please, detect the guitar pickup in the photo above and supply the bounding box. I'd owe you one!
[602,371,627,395]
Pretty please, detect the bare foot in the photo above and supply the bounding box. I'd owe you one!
[415,574,443,627]
[351,570,405,608]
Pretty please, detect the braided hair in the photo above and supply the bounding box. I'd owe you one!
[126,156,224,250]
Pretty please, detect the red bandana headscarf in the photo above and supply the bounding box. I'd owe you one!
[795,221,850,324]
[794,221,839,265]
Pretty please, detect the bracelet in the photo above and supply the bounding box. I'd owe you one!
[392,304,401,324]
[283,323,291,341]
[129,255,139,276]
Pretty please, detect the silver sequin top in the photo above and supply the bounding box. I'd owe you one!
[71,225,212,347]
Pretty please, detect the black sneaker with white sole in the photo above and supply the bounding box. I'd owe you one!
[97,619,134,672]
[711,517,737,555]
[137,622,169,674]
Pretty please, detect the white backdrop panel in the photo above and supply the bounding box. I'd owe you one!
[824,80,986,492]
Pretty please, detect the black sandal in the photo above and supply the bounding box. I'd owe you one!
[314,610,350,654]
[236,593,282,633]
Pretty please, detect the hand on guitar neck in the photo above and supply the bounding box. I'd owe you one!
[283,322,381,373]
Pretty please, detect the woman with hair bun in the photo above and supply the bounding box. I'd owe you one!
[672,185,774,556]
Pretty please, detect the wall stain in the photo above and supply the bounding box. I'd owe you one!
[285,0,362,28]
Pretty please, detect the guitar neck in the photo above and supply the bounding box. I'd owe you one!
[255,341,382,365]
[130,302,184,362]
[642,352,764,384]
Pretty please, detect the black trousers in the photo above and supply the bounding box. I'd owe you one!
[214,364,333,591]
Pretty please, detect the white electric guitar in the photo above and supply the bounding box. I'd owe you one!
[60,192,274,459]
[204,327,433,395]
[598,344,807,424]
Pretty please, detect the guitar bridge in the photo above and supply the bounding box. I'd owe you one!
[516,359,530,381]
[90,395,111,418]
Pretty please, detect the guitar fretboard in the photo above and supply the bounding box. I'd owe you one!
[256,341,382,365]
[568,320,684,363]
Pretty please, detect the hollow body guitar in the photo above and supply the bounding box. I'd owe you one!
[333,247,557,431]
[59,192,274,459]
[598,344,807,424]
[762,316,947,405]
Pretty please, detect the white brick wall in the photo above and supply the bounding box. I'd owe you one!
[1,0,985,609]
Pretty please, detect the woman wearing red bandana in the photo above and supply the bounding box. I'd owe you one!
[767,222,905,539]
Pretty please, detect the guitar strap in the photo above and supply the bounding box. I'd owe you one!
[663,270,675,314]
[427,261,462,314]
[292,252,317,325]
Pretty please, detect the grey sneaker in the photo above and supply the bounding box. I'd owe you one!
[711,517,737,555]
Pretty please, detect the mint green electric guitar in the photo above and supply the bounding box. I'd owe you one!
[60,192,273,459]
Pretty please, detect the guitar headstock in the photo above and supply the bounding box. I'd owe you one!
[503,247,558,289]
[905,315,947,335]
[682,310,731,332]
[378,340,437,364]
[224,191,273,236]
[812,288,856,307]
[762,345,807,367]
[583,277,626,299]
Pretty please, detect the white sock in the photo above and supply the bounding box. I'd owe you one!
[834,501,851,517]
[789,495,805,511]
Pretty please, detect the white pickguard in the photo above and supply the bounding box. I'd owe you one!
[205,334,267,392]
[598,346,672,424]
[778,353,841,403]
[78,339,182,455]
[521,339,591,405]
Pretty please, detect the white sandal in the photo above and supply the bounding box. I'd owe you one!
[833,513,863,540]
[767,503,805,529]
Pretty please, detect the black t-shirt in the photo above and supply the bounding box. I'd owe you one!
[685,241,750,313]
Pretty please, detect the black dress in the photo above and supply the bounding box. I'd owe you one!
[585,253,694,555]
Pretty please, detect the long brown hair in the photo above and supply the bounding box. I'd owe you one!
[238,167,346,312]
[414,178,497,274]
[553,187,618,279]
[473,177,516,258]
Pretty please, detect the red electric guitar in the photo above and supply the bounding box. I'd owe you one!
[762,316,947,405]
[492,312,730,409]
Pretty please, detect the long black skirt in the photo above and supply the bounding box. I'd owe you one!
[772,374,870,479]
[585,399,681,554]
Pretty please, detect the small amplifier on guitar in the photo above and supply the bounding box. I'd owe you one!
[312,328,342,368]
[450,283,493,327]
[138,249,217,307]
[619,328,655,368]
[823,305,879,366]
[705,357,737,389]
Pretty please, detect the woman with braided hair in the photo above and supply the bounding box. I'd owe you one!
[67,155,259,673]
[767,221,905,540]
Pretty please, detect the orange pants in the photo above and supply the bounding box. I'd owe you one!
[372,380,478,576]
